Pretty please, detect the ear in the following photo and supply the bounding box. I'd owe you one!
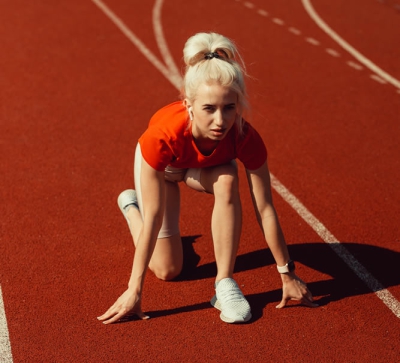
[183,99,193,120]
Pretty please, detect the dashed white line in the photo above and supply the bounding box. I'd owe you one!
[0,286,13,363]
[257,9,268,17]
[347,61,363,70]
[325,48,341,57]
[236,0,398,92]
[272,18,285,25]
[306,37,320,46]
[244,1,255,9]
[288,27,302,35]
[302,0,400,90]
[370,74,387,84]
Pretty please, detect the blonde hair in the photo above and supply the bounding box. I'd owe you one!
[182,32,248,133]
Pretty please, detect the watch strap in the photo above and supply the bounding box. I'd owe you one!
[277,260,295,273]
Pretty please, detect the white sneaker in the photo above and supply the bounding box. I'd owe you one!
[210,278,252,323]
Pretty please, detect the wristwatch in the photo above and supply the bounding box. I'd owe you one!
[277,260,295,273]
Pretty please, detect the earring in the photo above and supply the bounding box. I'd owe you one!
[189,108,194,121]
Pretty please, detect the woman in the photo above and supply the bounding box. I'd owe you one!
[98,32,316,325]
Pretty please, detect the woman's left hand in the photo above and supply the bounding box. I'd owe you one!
[276,273,318,308]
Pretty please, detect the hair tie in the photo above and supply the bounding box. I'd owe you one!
[204,52,220,60]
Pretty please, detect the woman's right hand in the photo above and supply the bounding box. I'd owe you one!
[97,289,149,324]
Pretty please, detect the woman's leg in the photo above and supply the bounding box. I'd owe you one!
[185,161,241,282]
[124,181,183,281]
[185,162,251,323]
[127,144,183,281]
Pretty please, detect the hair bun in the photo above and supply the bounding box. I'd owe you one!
[183,33,236,67]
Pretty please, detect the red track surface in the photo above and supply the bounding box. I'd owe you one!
[1,0,399,362]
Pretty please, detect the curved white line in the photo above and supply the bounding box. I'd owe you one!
[91,0,400,319]
[91,0,181,90]
[302,0,400,89]
[153,0,181,81]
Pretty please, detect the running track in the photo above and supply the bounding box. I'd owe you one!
[1,0,399,362]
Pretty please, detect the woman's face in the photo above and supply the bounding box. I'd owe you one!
[188,82,238,143]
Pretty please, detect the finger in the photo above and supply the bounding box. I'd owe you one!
[301,297,319,308]
[97,302,119,320]
[125,307,150,320]
[97,310,115,321]
[102,311,125,325]
[304,289,318,305]
[275,296,289,309]
[136,311,150,320]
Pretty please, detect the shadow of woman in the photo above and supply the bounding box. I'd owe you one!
[118,238,399,323]
[176,238,400,316]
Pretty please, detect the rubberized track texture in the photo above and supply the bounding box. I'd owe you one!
[0,0,399,362]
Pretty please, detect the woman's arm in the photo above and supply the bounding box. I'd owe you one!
[127,159,165,293]
[246,161,317,308]
[98,159,165,323]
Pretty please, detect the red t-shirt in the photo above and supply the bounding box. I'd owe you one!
[138,101,267,171]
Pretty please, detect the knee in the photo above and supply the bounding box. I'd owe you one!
[213,164,239,200]
[152,265,182,281]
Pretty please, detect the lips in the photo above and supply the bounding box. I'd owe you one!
[211,128,226,137]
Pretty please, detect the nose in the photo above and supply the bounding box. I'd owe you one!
[214,110,224,127]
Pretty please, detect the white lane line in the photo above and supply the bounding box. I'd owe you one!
[93,0,400,319]
[91,0,181,90]
[271,175,400,319]
[0,286,13,363]
[302,0,400,90]
[153,0,181,81]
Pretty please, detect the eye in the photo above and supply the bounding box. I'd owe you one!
[203,105,215,112]
[224,104,236,111]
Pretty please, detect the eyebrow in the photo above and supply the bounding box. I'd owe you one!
[202,102,236,107]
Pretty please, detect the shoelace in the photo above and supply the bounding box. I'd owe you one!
[218,284,244,304]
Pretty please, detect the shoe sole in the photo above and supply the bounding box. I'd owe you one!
[210,295,252,323]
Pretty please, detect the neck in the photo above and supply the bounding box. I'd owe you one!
[193,137,219,156]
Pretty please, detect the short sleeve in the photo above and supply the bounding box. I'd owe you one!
[139,127,174,171]
[236,122,268,170]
